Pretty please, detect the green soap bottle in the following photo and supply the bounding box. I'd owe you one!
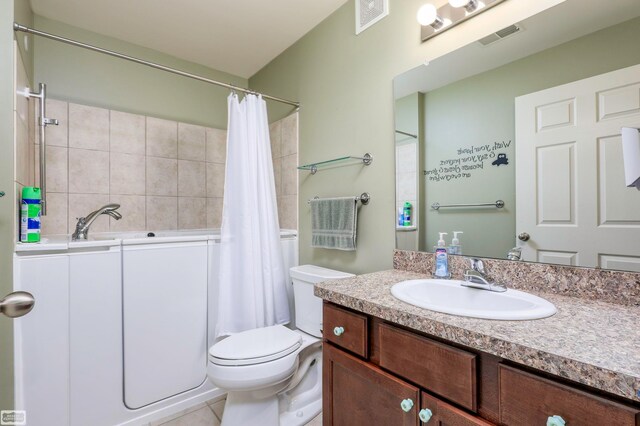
[403,202,412,227]
[20,187,41,243]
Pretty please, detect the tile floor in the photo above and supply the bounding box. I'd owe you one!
[151,397,322,426]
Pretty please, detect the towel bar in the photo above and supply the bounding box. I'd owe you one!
[308,193,370,205]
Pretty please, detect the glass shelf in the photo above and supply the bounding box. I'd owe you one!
[297,153,373,174]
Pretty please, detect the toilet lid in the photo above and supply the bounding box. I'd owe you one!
[209,325,302,366]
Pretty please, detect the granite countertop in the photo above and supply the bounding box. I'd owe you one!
[314,269,640,403]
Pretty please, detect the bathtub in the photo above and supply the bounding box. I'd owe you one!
[13,229,298,426]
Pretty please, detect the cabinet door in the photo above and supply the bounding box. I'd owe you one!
[421,392,495,426]
[324,343,420,426]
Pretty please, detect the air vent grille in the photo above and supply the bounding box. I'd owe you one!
[355,0,389,35]
[478,24,522,46]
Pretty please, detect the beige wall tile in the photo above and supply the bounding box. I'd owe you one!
[278,195,297,230]
[68,148,109,194]
[178,160,206,197]
[273,157,282,198]
[69,103,109,151]
[41,192,68,235]
[281,154,298,196]
[44,99,68,147]
[147,117,177,158]
[15,115,30,187]
[110,110,145,155]
[110,152,145,195]
[46,145,68,193]
[146,196,177,230]
[269,120,282,158]
[206,163,225,198]
[207,198,224,228]
[109,194,145,232]
[281,113,298,156]
[178,123,206,161]
[178,197,207,229]
[205,128,226,163]
[147,156,177,196]
[68,193,110,233]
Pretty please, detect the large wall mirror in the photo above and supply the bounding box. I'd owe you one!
[394,0,640,272]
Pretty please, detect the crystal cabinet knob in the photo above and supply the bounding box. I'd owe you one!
[333,326,344,336]
[418,408,433,423]
[400,398,414,412]
[547,415,566,426]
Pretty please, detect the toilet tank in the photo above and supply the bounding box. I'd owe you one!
[290,265,354,338]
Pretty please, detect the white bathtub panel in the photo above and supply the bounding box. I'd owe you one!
[69,248,123,426]
[14,254,70,426]
[123,242,208,409]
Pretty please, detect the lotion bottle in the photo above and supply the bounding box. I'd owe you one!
[449,231,463,255]
[433,232,450,279]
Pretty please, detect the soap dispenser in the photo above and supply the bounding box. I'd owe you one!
[449,231,463,255]
[433,232,451,279]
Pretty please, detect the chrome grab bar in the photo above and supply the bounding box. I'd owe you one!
[431,200,504,210]
[27,83,58,215]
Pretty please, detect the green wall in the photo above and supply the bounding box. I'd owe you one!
[423,17,640,259]
[33,16,248,128]
[250,0,430,274]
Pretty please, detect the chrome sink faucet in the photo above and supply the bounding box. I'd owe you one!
[72,204,122,241]
[462,258,507,293]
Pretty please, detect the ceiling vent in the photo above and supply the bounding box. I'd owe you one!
[478,24,522,46]
[355,0,389,35]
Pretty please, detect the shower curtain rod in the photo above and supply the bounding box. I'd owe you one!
[13,23,300,108]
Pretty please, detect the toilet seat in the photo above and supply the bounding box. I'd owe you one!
[209,325,302,366]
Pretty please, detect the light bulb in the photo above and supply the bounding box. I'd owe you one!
[449,0,470,7]
[417,4,438,26]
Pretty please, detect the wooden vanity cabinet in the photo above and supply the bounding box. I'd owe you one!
[322,302,640,426]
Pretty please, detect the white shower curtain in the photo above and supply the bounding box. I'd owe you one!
[215,93,291,337]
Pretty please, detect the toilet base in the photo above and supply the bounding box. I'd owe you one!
[221,390,280,426]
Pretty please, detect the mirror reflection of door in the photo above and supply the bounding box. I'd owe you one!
[516,64,640,271]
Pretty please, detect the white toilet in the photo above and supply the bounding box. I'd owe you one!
[207,265,354,426]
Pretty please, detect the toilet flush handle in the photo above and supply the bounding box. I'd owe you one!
[333,326,344,336]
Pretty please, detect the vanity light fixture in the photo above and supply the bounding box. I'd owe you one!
[419,0,507,42]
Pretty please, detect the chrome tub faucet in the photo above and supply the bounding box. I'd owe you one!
[72,203,122,241]
[462,258,507,293]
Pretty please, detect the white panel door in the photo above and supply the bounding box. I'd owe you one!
[123,241,208,409]
[69,248,122,426]
[14,254,69,426]
[516,64,640,270]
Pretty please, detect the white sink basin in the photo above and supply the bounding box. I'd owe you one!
[391,279,556,320]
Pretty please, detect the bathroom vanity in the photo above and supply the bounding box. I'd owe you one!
[316,266,640,425]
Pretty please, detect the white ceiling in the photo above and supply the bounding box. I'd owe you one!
[29,0,349,78]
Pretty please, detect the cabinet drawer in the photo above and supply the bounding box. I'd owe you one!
[499,365,640,426]
[378,323,477,412]
[421,392,495,426]
[323,303,368,358]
